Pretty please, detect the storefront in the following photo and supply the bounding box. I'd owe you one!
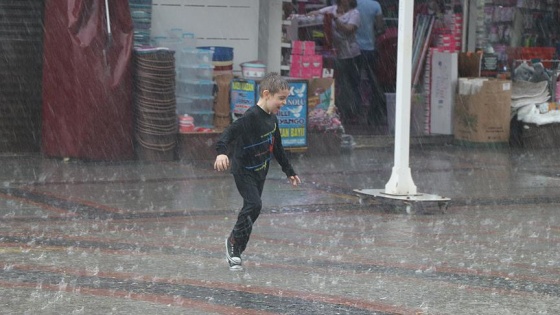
[0,1,44,153]
[2,0,560,156]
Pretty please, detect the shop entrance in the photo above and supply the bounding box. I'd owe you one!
[0,1,45,153]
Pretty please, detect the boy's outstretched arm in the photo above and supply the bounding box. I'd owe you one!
[214,154,230,171]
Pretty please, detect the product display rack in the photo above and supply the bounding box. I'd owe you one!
[280,0,327,76]
[479,0,560,49]
[281,18,324,75]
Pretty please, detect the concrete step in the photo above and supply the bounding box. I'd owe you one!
[352,134,454,149]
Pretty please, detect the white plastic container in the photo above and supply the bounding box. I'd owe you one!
[190,110,214,128]
[179,64,214,80]
[176,97,194,115]
[177,95,214,112]
[241,62,266,79]
[178,48,214,66]
[176,79,214,97]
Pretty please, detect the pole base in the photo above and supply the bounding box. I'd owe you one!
[354,188,450,214]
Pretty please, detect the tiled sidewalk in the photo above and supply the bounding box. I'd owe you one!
[0,145,559,314]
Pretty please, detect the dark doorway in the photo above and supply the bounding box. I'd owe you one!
[0,1,45,153]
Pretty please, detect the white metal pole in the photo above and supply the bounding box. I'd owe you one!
[462,0,468,52]
[384,0,417,195]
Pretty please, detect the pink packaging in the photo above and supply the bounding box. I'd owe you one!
[311,55,323,69]
[301,67,313,78]
[290,63,303,77]
[292,41,316,55]
[311,67,323,78]
[292,41,304,55]
[291,54,303,66]
[302,55,313,67]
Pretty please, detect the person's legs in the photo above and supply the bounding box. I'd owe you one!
[333,59,348,120]
[360,50,387,126]
[230,173,265,254]
[335,57,362,122]
[359,50,375,107]
[347,56,362,117]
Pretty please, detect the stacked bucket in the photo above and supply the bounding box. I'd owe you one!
[132,49,177,161]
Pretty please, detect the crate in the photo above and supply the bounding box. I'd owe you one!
[177,96,214,114]
[178,64,214,80]
[176,79,214,98]
[189,110,214,128]
[178,48,214,66]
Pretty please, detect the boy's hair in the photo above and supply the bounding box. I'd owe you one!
[259,72,289,96]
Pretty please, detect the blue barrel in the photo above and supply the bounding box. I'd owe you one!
[197,46,234,61]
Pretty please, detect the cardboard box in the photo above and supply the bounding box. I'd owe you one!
[454,79,512,143]
[292,41,316,55]
[458,52,482,77]
[307,78,334,110]
[430,51,458,135]
[290,54,323,79]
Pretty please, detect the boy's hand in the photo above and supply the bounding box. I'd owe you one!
[214,154,230,171]
[289,175,301,187]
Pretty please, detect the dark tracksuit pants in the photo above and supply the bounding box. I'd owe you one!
[359,49,387,125]
[230,173,265,254]
[334,56,362,121]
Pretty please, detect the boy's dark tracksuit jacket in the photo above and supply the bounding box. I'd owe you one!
[215,105,296,180]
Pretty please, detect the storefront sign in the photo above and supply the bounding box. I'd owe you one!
[231,79,257,116]
[278,81,307,148]
[230,78,308,148]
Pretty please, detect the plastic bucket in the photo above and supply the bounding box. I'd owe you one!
[241,62,266,79]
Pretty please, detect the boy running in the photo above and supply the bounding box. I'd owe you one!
[214,73,301,270]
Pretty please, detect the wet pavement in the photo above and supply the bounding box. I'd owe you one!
[1,139,559,314]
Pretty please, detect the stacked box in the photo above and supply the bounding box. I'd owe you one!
[292,40,316,55]
[433,12,463,53]
[430,51,458,135]
[454,79,512,144]
[290,41,322,79]
[168,36,216,128]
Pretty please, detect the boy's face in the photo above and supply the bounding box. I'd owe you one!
[262,89,290,115]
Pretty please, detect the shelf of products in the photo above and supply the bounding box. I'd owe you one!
[481,0,518,47]
[476,0,559,78]
[281,15,325,76]
[480,0,559,48]
[280,0,327,76]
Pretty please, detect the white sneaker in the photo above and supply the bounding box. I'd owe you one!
[225,238,242,270]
